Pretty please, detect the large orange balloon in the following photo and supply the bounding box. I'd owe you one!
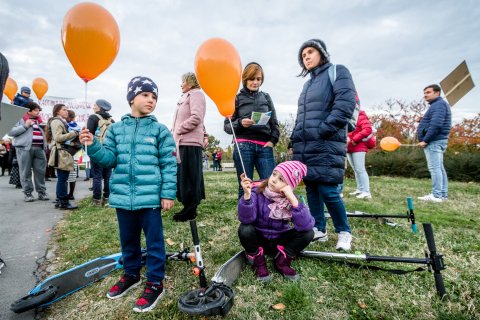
[380,137,401,152]
[3,77,17,101]
[32,77,48,100]
[61,3,120,83]
[194,38,242,117]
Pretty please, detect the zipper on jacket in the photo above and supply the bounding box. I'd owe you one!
[302,78,313,156]
[130,117,139,210]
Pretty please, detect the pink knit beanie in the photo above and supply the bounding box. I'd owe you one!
[273,161,307,189]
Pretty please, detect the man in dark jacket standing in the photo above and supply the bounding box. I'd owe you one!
[417,84,451,202]
[87,99,114,206]
[290,39,356,251]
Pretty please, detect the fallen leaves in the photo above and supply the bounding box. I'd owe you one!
[357,300,368,309]
[271,303,286,310]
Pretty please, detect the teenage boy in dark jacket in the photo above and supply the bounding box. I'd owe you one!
[417,84,451,202]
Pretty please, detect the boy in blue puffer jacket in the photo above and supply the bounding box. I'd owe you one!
[79,76,177,313]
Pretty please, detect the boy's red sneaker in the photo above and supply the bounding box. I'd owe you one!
[133,282,164,313]
[106,274,141,299]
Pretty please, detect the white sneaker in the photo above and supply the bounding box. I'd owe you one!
[312,227,328,242]
[356,192,372,199]
[336,232,352,251]
[418,194,443,203]
[349,190,362,196]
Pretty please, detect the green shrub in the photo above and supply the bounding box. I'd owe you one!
[360,148,479,182]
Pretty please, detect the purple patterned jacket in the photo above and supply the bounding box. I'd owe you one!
[238,187,314,239]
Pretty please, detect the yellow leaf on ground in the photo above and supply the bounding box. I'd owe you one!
[166,238,175,246]
[272,303,286,310]
[357,300,368,309]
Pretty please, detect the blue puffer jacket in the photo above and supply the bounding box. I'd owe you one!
[87,114,177,210]
[417,97,451,143]
[291,63,356,184]
[12,94,32,107]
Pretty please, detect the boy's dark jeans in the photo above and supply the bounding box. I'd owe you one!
[91,161,111,200]
[116,208,166,283]
[238,223,314,257]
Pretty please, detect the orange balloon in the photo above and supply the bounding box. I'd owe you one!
[3,77,17,101]
[61,3,120,83]
[194,38,242,117]
[32,77,48,100]
[380,137,401,152]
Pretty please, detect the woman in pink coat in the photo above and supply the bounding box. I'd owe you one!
[347,111,373,199]
[171,72,207,221]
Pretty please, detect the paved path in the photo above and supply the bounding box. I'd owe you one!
[0,174,91,319]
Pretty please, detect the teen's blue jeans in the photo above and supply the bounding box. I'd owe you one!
[233,142,276,198]
[347,152,370,193]
[423,139,448,198]
[116,208,166,283]
[305,181,351,234]
[91,162,111,200]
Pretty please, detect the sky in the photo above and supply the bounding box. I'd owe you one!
[1,0,479,147]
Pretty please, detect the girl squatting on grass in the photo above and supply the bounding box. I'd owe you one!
[237,161,314,281]
[79,77,177,313]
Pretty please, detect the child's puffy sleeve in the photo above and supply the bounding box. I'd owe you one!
[88,124,117,168]
[290,203,314,231]
[238,192,257,224]
[157,125,177,200]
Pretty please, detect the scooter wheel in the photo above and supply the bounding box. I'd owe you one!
[10,286,58,313]
[178,286,227,316]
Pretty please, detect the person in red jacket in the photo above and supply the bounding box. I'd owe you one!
[347,110,373,199]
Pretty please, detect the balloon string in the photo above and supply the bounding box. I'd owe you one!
[84,82,88,154]
[401,144,417,147]
[228,117,247,179]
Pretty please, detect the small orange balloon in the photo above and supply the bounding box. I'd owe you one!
[32,77,48,100]
[380,137,401,152]
[61,2,120,83]
[3,77,17,101]
[194,38,242,117]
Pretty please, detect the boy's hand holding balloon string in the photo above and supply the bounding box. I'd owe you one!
[80,128,93,148]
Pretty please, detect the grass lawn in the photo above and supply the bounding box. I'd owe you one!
[41,172,479,319]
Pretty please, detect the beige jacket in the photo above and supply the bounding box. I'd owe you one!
[47,117,78,171]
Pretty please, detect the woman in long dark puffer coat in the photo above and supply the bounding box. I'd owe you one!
[290,39,356,251]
